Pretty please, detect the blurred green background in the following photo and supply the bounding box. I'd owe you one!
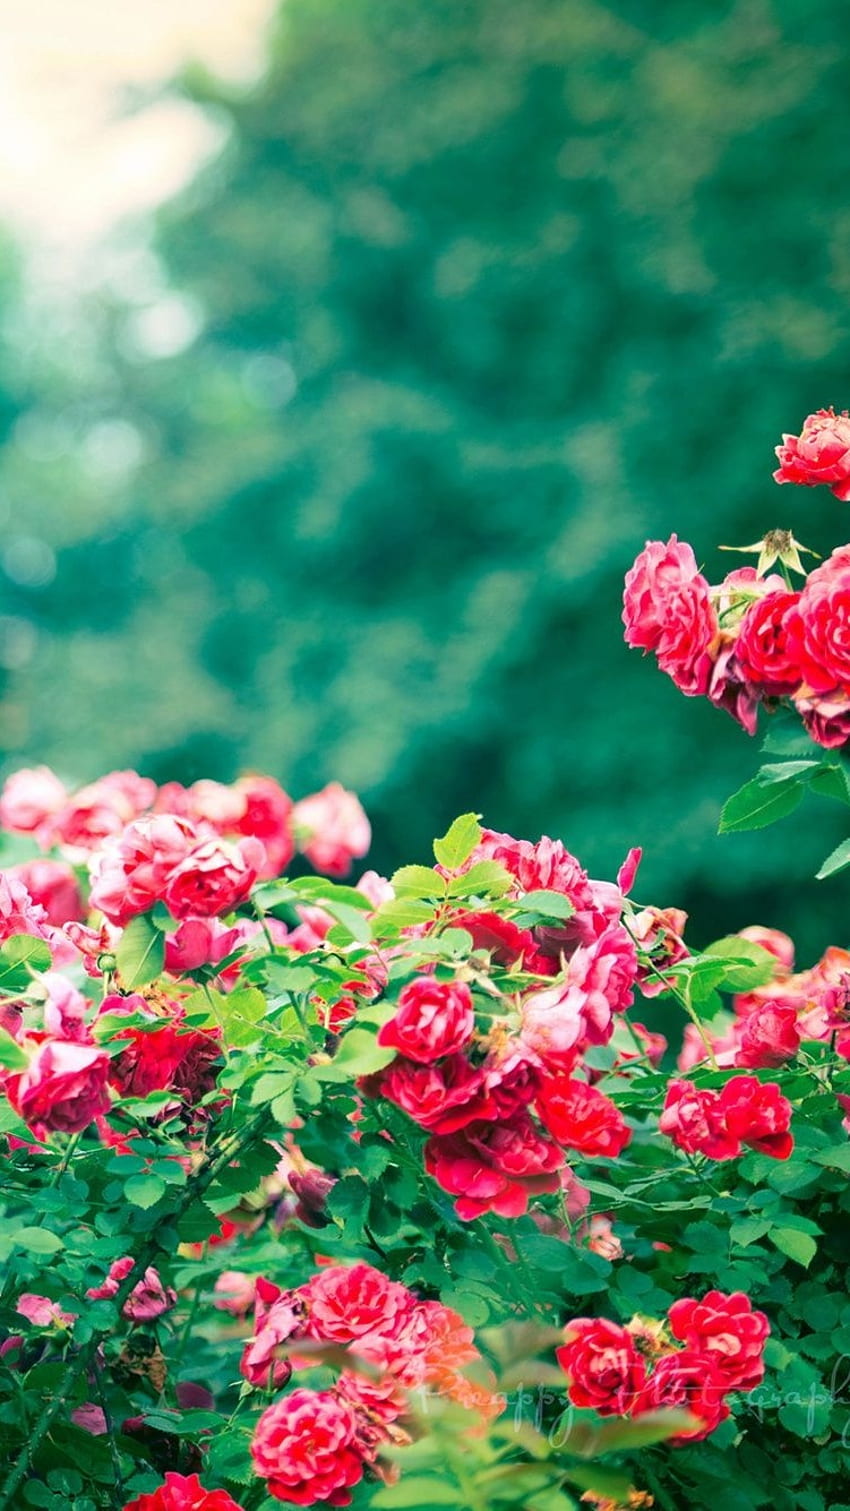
[0,0,849,958]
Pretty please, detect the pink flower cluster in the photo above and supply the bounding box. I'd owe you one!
[361,829,649,1220]
[237,1261,500,1505]
[660,1076,793,1162]
[623,409,850,746]
[0,767,370,884]
[556,1289,769,1443]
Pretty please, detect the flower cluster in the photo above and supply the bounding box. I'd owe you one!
[239,1260,500,1505]
[622,408,850,748]
[556,1290,769,1443]
[660,1076,793,1162]
[361,828,647,1219]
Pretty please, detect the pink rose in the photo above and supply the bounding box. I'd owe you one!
[378,976,475,1064]
[737,925,795,972]
[86,1257,176,1320]
[706,641,760,734]
[659,1080,741,1161]
[623,536,717,695]
[250,1388,364,1506]
[470,829,593,906]
[163,835,264,920]
[735,1000,801,1068]
[16,1292,76,1328]
[9,860,83,926]
[301,1262,412,1344]
[10,1039,111,1133]
[213,1271,256,1317]
[774,407,850,500]
[0,871,53,945]
[240,1291,303,1389]
[51,771,156,857]
[793,688,850,749]
[88,815,197,924]
[292,783,371,877]
[232,775,294,878]
[0,766,67,837]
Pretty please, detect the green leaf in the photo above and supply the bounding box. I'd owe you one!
[314,1028,396,1081]
[758,760,819,783]
[0,934,52,992]
[770,1226,817,1267]
[124,1173,167,1209]
[13,1227,62,1255]
[809,761,850,805]
[730,1217,772,1247]
[701,936,779,989]
[812,1144,850,1173]
[327,1174,369,1236]
[718,775,804,833]
[115,913,166,989]
[446,860,512,898]
[390,865,445,898]
[816,837,850,881]
[432,813,482,871]
[371,899,436,931]
[0,1028,28,1070]
[517,889,575,920]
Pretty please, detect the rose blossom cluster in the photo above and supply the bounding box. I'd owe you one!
[359,828,653,1220]
[231,1260,500,1506]
[622,408,850,748]
[557,1289,769,1443]
[0,766,370,884]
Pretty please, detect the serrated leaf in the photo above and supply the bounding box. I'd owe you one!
[758,760,819,783]
[816,837,850,881]
[390,865,445,899]
[517,889,575,920]
[124,1173,167,1209]
[432,813,482,871]
[770,1226,817,1267]
[730,1217,772,1246]
[446,860,512,898]
[719,775,804,833]
[371,899,436,931]
[701,936,778,989]
[115,914,166,989]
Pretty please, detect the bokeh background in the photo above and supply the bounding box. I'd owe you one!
[0,0,849,958]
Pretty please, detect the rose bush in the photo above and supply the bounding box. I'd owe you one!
[1,419,850,1508]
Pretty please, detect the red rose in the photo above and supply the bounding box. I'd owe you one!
[109,1018,222,1104]
[734,591,802,695]
[377,976,475,1064]
[659,1080,741,1161]
[250,1388,364,1506]
[231,775,294,878]
[774,407,850,500]
[536,1075,631,1157]
[667,1290,769,1391]
[367,1053,495,1133]
[122,1472,245,1511]
[424,1112,564,1220]
[707,642,761,735]
[632,1349,729,1441]
[734,1000,801,1069]
[717,1074,793,1159]
[11,1039,111,1134]
[451,910,551,972]
[556,1316,646,1415]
